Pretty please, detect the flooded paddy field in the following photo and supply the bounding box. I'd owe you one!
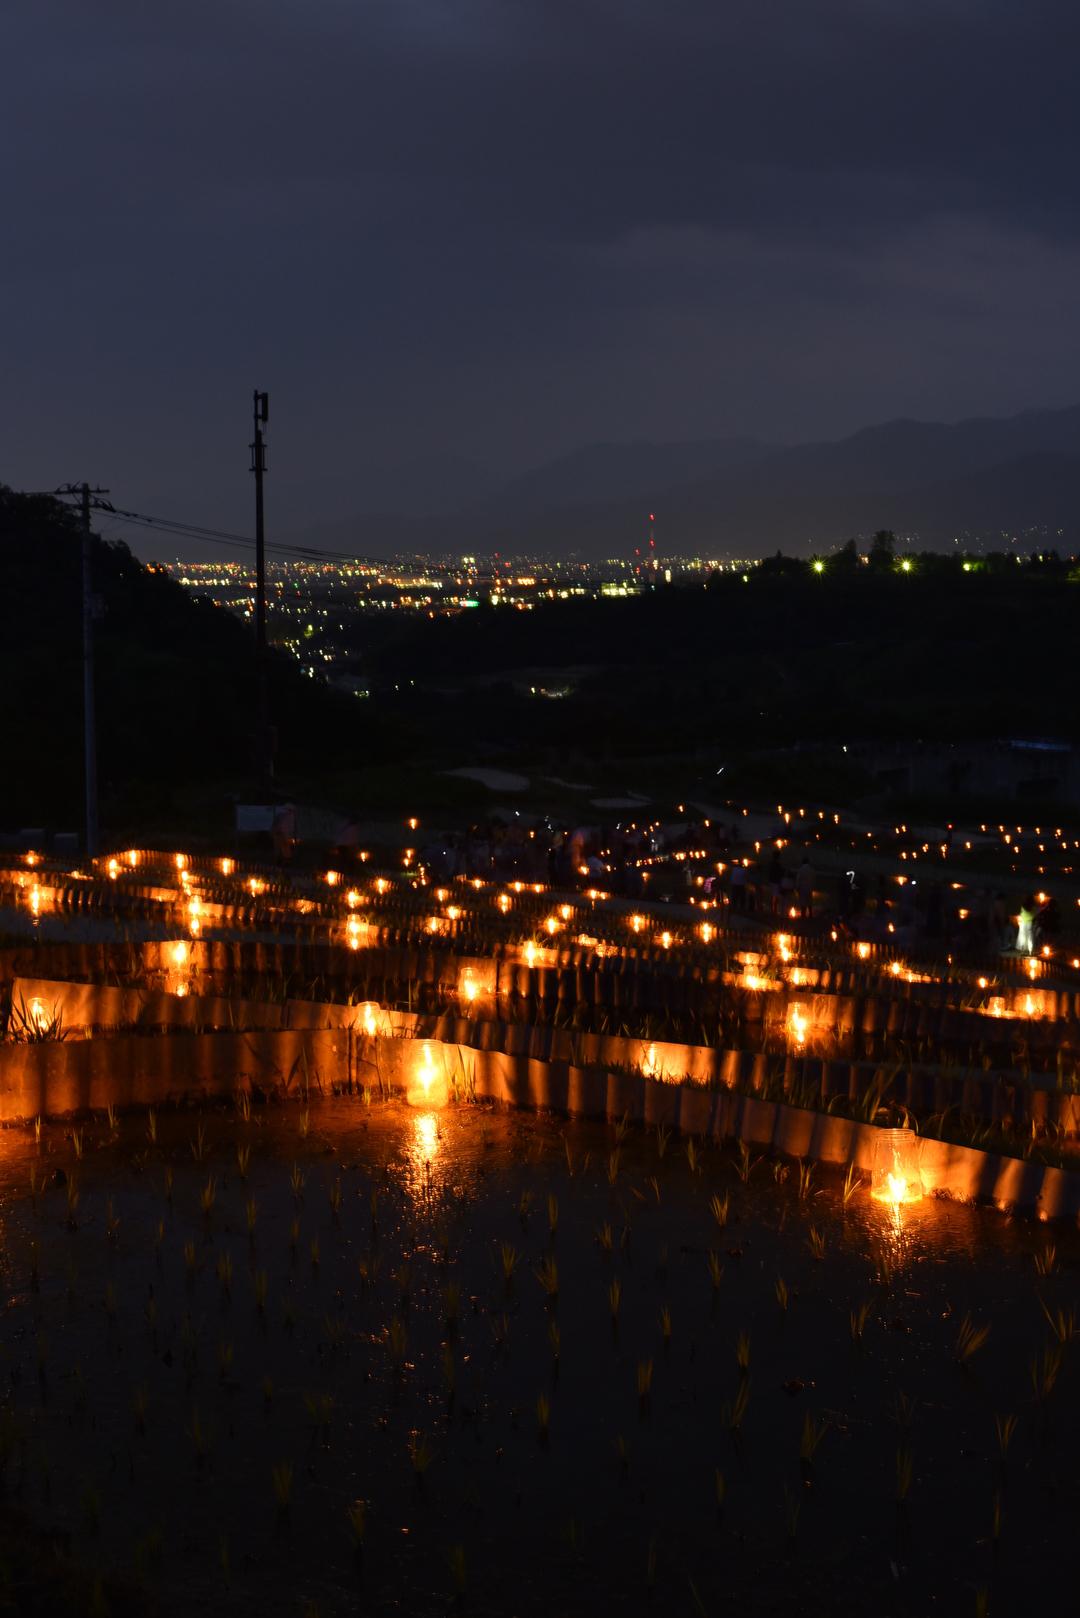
[0,1096,1075,1617]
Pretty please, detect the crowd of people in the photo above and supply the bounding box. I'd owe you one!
[413,812,1057,958]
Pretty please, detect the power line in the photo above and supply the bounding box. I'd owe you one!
[105,505,364,561]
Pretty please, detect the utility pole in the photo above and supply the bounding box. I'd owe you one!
[47,483,111,857]
[249,390,272,783]
[80,482,98,858]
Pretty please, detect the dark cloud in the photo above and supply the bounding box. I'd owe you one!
[4,1,1080,544]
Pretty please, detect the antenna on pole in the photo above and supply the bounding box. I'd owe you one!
[249,390,273,783]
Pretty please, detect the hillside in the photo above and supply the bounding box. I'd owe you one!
[289,403,1080,559]
[0,487,367,832]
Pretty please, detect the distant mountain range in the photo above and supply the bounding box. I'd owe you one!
[291,403,1080,559]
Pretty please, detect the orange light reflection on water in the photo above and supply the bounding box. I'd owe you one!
[403,1112,442,1205]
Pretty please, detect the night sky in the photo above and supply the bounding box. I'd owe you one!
[6,0,1080,546]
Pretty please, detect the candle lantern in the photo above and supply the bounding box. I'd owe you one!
[870,1127,923,1205]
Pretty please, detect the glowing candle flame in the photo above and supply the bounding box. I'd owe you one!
[787,1003,809,1048]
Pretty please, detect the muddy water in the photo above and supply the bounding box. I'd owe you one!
[0,1097,1074,1617]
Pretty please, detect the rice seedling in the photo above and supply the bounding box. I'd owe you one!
[183,1239,197,1279]
[608,1276,621,1328]
[796,1160,815,1200]
[954,1313,991,1364]
[290,1164,306,1201]
[807,1226,826,1261]
[1039,1299,1077,1345]
[347,1499,366,1558]
[235,1088,252,1123]
[449,1543,467,1602]
[637,1358,654,1413]
[646,1174,662,1203]
[799,1412,828,1478]
[387,1315,407,1365]
[190,1123,207,1163]
[596,1221,614,1255]
[710,1192,730,1228]
[995,1412,1018,1462]
[723,1379,751,1436]
[735,1331,751,1374]
[408,1431,435,1487]
[707,1251,724,1292]
[615,1431,630,1477]
[895,1445,914,1503]
[298,1107,310,1139]
[328,1178,343,1220]
[849,1300,871,1344]
[310,1236,321,1271]
[655,1123,670,1160]
[1029,1345,1062,1404]
[272,1461,293,1516]
[236,1143,250,1181]
[490,1311,511,1352]
[1033,1241,1057,1277]
[71,1127,84,1161]
[105,1103,118,1134]
[784,1486,801,1543]
[517,1189,533,1225]
[547,1193,559,1236]
[686,1137,699,1175]
[146,1110,157,1146]
[775,1275,789,1313]
[535,1255,559,1305]
[607,1150,621,1187]
[841,1164,862,1207]
[163,1165,173,1203]
[536,1392,550,1444]
[216,1251,233,1297]
[199,1175,217,1219]
[734,1140,754,1184]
